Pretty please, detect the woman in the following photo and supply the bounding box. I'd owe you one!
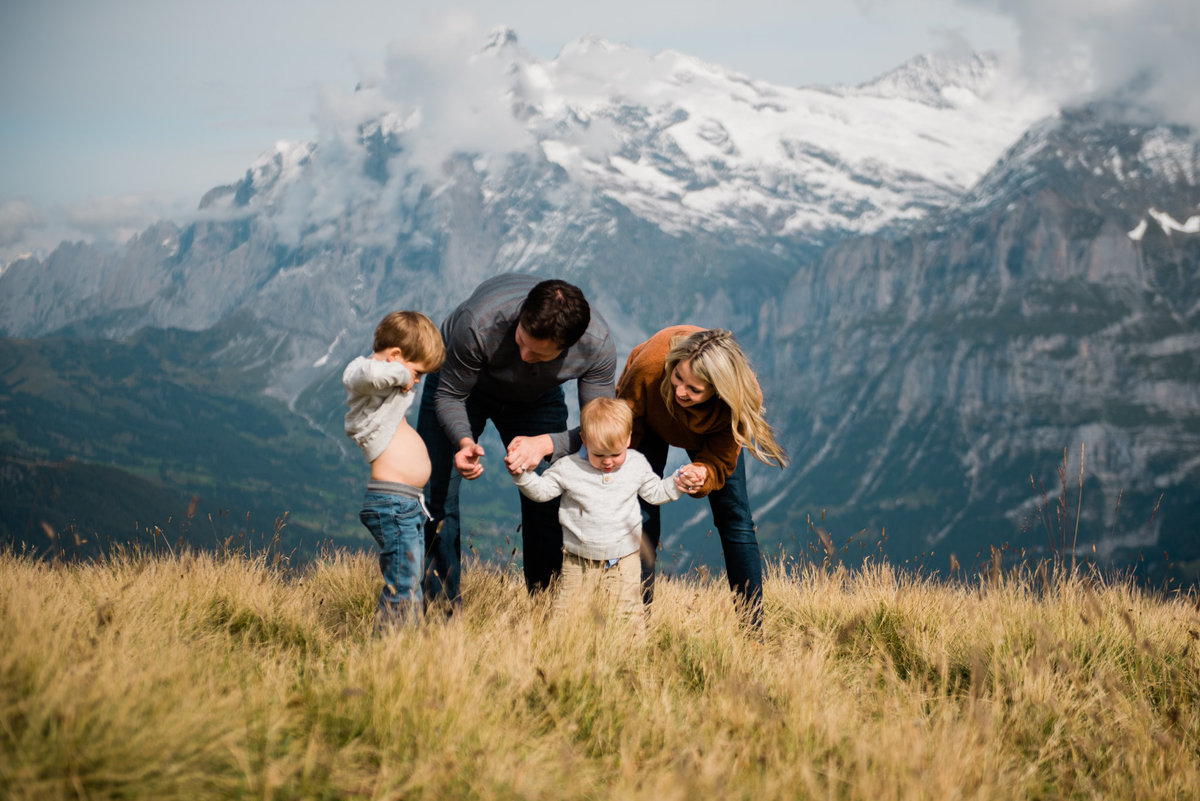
[617,326,788,627]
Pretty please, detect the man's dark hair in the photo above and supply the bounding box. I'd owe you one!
[518,279,591,348]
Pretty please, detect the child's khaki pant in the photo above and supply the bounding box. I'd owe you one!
[554,550,642,621]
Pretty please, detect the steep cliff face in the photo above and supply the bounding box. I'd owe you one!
[754,107,1199,568]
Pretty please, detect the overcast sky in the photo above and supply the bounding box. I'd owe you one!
[1,0,1196,258]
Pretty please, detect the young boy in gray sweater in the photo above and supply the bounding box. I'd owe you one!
[512,397,685,619]
[344,311,445,629]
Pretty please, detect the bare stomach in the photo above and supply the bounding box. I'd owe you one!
[369,422,432,488]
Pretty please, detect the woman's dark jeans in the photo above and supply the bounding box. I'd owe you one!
[638,428,764,627]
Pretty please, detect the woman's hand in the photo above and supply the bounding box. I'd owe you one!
[677,463,708,494]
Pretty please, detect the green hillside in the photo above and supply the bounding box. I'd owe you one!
[0,330,368,560]
[0,327,540,565]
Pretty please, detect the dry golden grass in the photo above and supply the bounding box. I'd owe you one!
[2,548,1198,800]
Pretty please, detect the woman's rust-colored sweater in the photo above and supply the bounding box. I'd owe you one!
[617,325,739,497]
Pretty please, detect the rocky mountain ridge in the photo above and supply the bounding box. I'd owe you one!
[0,42,1056,396]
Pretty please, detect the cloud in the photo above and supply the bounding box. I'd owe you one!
[926,26,978,59]
[0,194,196,265]
[309,13,540,171]
[0,200,42,247]
[62,195,176,244]
[377,16,538,168]
[259,14,553,247]
[961,0,1200,127]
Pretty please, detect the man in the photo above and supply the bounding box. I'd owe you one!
[417,274,616,612]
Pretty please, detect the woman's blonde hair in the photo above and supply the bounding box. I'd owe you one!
[580,397,633,452]
[659,329,788,468]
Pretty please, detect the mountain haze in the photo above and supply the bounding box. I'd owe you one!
[1,31,1196,579]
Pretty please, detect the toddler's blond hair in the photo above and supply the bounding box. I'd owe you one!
[580,397,633,452]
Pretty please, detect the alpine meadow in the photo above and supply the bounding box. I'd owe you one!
[3,546,1199,800]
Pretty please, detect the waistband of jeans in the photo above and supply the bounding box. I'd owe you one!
[564,550,633,568]
[365,480,424,499]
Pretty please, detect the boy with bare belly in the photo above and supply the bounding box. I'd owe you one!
[343,311,446,628]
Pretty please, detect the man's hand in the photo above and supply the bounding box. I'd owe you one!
[455,439,486,480]
[504,434,554,476]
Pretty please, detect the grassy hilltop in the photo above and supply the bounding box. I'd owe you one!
[2,549,1199,800]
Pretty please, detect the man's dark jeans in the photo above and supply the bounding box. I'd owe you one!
[637,428,764,628]
[418,370,566,612]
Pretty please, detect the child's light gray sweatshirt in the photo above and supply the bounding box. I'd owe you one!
[342,356,414,463]
[514,449,681,561]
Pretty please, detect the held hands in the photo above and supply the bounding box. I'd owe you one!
[675,463,708,495]
[505,434,554,476]
[454,439,486,480]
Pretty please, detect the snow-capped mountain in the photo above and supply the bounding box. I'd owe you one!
[0,34,1058,392]
[1,31,1196,577]
[196,31,1053,249]
[0,34,1055,363]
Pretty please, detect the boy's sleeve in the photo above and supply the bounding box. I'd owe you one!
[342,358,412,393]
[513,463,567,503]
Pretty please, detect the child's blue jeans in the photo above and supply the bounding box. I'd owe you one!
[359,481,430,628]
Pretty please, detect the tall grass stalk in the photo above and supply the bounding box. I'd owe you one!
[2,548,1198,800]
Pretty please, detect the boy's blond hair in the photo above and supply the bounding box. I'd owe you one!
[373,311,446,371]
[580,397,633,452]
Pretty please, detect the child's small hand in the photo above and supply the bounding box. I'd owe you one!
[504,435,553,476]
[676,463,707,494]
